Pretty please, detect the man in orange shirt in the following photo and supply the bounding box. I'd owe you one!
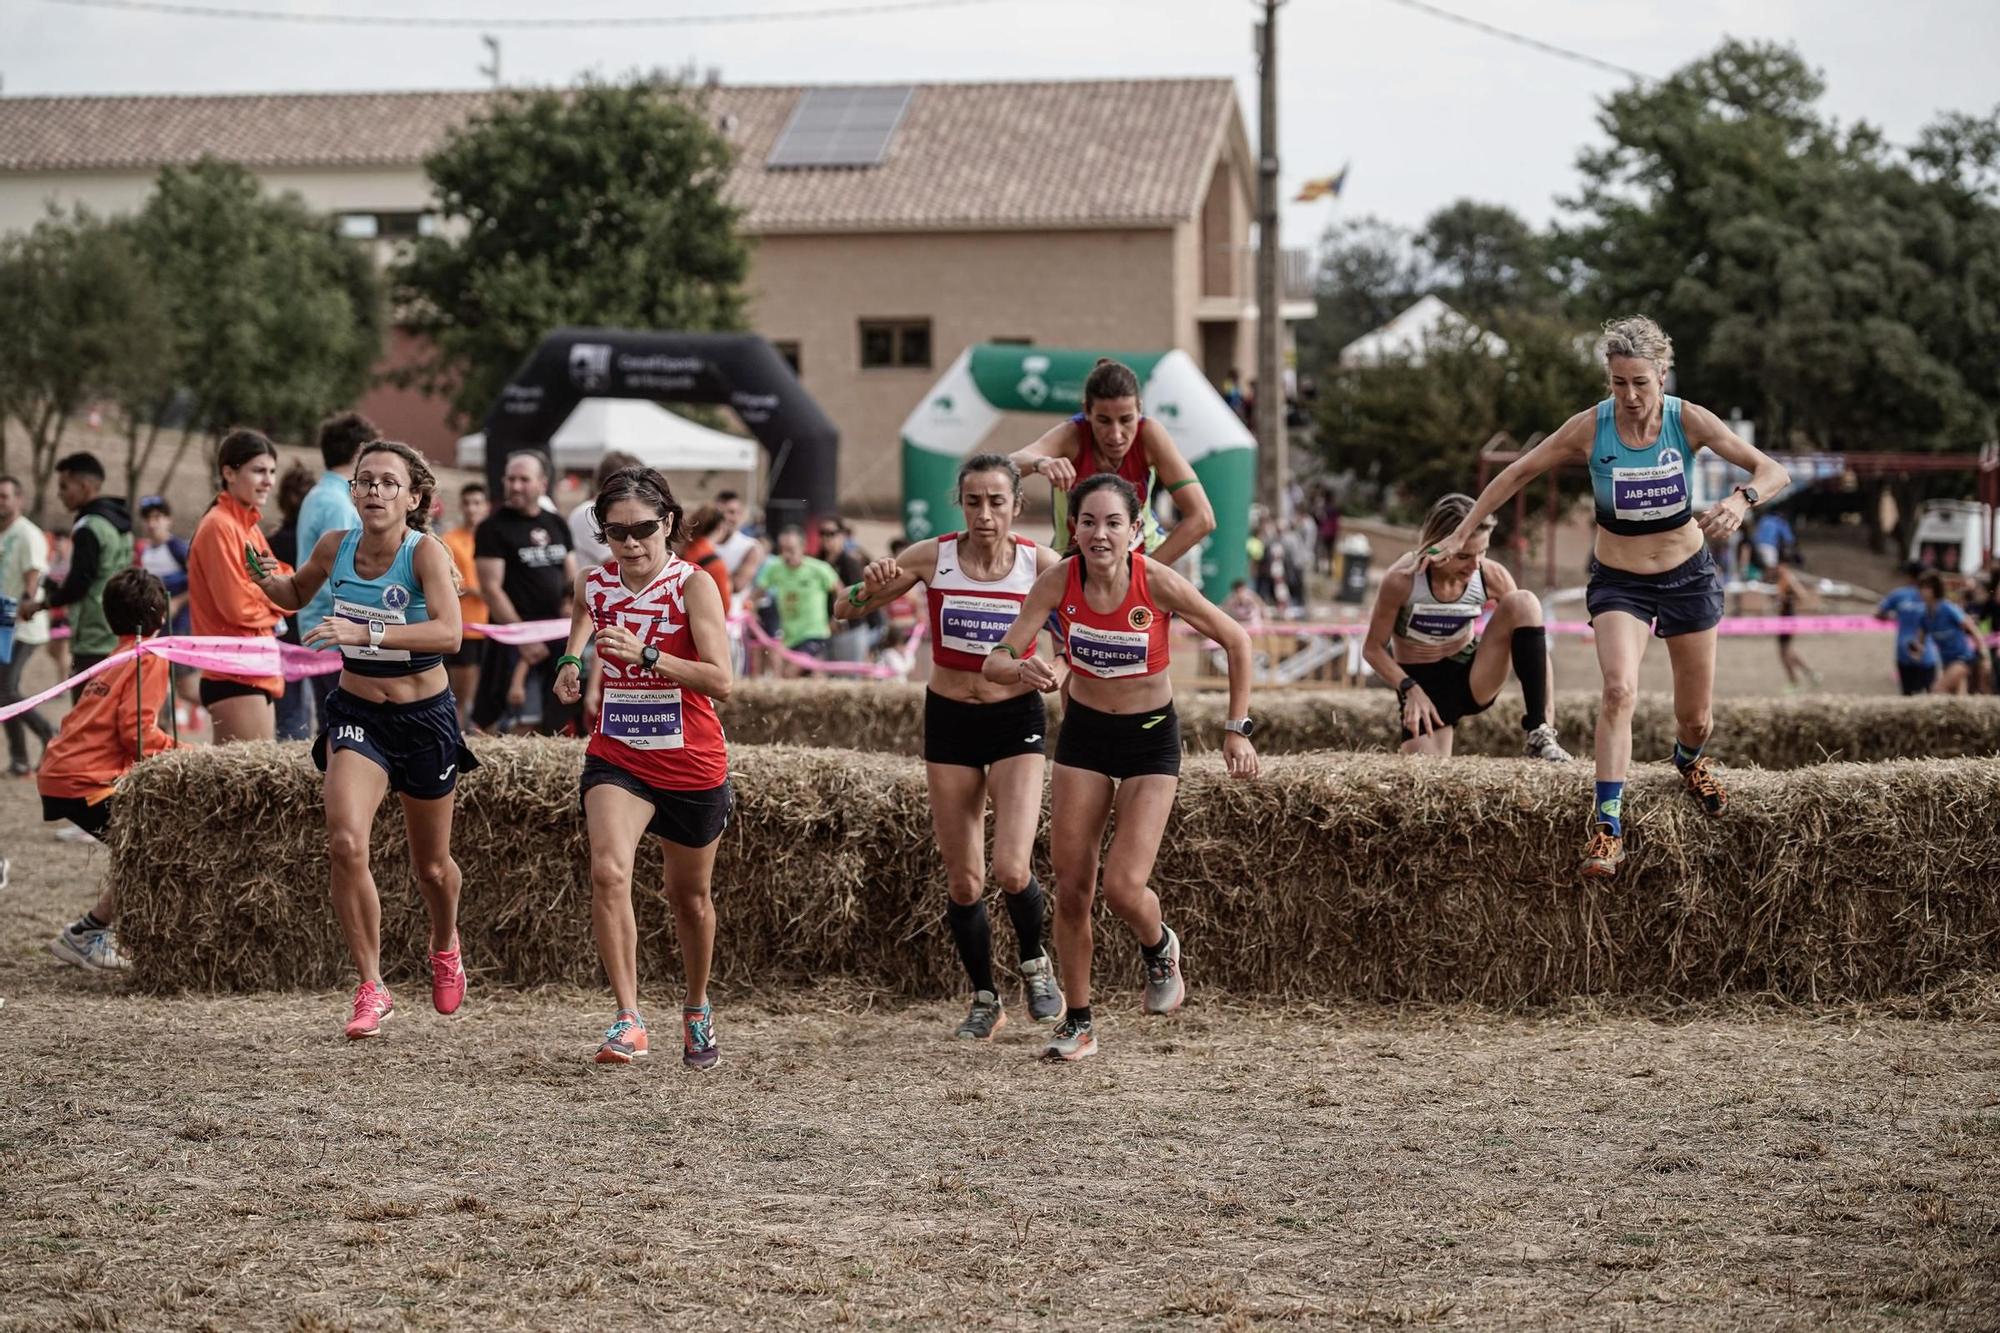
[41,568,178,971]
[440,481,491,724]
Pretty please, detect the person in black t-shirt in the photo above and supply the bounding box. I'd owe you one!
[472,451,578,733]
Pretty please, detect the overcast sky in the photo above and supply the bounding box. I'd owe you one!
[7,0,1998,247]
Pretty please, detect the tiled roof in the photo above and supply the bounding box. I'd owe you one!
[0,79,1240,231]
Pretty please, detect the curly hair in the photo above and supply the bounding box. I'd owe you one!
[1595,315,1674,377]
[354,440,437,534]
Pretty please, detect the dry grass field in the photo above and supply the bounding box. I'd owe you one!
[3,778,1997,1330]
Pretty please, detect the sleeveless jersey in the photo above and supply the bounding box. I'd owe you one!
[926,532,1039,673]
[1057,551,1171,680]
[327,528,442,678]
[1056,415,1164,550]
[1588,397,1696,537]
[1394,560,1487,652]
[585,556,729,791]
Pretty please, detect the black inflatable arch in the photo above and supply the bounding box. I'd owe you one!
[480,328,838,532]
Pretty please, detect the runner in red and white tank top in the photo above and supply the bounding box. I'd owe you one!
[553,468,733,1071]
[836,454,1064,1039]
[985,472,1260,1064]
[582,556,728,791]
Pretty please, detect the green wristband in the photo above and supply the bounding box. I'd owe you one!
[847,583,868,608]
[555,654,584,673]
[993,644,1021,659]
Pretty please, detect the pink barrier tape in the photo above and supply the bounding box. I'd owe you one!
[465,618,570,646]
[0,647,135,723]
[739,613,927,679]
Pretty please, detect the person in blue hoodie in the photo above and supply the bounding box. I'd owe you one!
[1918,571,1978,695]
[1877,562,1939,695]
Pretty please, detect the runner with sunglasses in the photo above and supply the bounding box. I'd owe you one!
[553,467,732,1069]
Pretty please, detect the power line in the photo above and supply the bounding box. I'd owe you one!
[39,0,1010,29]
[1377,0,1653,84]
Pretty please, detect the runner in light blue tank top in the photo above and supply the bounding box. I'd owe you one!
[1587,396,1696,538]
[327,527,442,677]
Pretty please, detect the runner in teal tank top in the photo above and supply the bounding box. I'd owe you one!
[1424,316,1790,882]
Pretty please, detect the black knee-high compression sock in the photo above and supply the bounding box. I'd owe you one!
[945,898,996,995]
[1002,876,1048,962]
[1512,625,1551,729]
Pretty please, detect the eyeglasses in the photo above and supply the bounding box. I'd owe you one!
[349,478,404,497]
[601,518,664,544]
[819,528,842,539]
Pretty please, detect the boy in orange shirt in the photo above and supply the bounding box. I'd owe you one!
[42,568,177,971]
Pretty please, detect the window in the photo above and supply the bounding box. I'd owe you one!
[989,336,1033,346]
[859,319,932,369]
[773,340,802,376]
[334,211,439,242]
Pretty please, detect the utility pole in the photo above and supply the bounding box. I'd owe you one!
[1254,0,1287,519]
[479,35,502,89]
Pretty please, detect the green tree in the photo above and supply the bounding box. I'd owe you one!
[130,159,384,490]
[1296,215,1421,372]
[0,208,173,519]
[395,78,750,426]
[1416,200,1560,320]
[1560,39,2000,452]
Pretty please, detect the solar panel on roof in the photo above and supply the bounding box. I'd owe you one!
[766,86,913,169]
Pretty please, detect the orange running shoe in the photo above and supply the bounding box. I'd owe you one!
[1681,757,1728,817]
[430,946,466,1015]
[595,1011,648,1065]
[1580,827,1625,880]
[344,980,394,1040]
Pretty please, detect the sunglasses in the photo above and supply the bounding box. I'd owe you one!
[600,518,665,544]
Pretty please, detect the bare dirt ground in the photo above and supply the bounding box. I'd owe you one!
[2,781,1997,1331]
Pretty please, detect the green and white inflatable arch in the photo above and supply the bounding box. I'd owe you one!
[900,344,1255,597]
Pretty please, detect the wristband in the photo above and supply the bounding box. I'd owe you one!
[993,644,1021,659]
[555,654,584,673]
[848,583,868,608]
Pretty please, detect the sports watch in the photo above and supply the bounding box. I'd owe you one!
[1223,716,1256,738]
[1732,484,1760,507]
[639,644,662,673]
[367,620,386,651]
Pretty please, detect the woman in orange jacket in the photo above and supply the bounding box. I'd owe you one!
[187,429,291,743]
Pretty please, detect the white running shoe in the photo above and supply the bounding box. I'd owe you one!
[50,926,129,971]
[54,823,96,844]
[1525,723,1573,762]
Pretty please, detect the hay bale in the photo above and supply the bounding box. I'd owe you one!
[720,681,2000,768]
[113,740,2000,1004]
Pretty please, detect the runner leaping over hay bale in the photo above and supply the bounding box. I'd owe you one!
[111,740,2000,1005]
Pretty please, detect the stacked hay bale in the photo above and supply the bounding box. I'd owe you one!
[113,739,2000,1003]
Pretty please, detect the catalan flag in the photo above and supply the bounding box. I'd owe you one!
[1293,163,1349,203]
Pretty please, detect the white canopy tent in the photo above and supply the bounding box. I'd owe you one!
[456,398,759,475]
[1338,294,1508,368]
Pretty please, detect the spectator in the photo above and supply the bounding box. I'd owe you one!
[1877,562,1940,696]
[754,525,840,674]
[296,412,378,721]
[680,505,733,605]
[20,452,133,700]
[135,496,192,634]
[472,450,577,734]
[441,482,491,723]
[567,450,643,571]
[1313,488,1342,576]
[0,475,55,774]
[40,568,178,971]
[711,489,767,612]
[268,465,318,742]
[187,429,289,743]
[881,535,924,668]
[1919,571,1978,695]
[1753,509,1797,573]
[818,518,877,662]
[1222,578,1264,626]
[42,533,71,682]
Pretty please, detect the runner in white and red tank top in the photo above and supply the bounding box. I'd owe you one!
[986,473,1260,1064]
[835,454,1064,1041]
[553,467,733,1071]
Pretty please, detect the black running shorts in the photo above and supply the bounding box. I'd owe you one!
[922,689,1048,769]
[1396,648,1494,741]
[313,686,477,801]
[1054,697,1181,780]
[580,755,733,850]
[1585,548,1725,638]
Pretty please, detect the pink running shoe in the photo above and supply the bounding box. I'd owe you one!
[345,980,394,1040]
[430,947,466,1015]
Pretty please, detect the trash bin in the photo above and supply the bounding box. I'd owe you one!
[1335,534,1372,604]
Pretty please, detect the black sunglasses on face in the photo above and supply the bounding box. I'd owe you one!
[601,518,665,544]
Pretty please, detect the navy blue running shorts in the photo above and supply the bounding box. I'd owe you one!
[313,686,477,801]
[1586,548,1725,639]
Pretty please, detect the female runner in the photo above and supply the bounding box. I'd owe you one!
[187,429,288,743]
[1363,493,1571,760]
[984,473,1258,1062]
[835,453,1063,1040]
[552,467,732,1069]
[250,441,472,1039]
[1431,316,1789,879]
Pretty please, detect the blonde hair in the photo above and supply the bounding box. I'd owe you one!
[1596,315,1674,377]
[1418,493,1494,556]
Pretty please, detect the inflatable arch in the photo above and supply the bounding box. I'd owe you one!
[900,345,1254,596]
[480,328,839,533]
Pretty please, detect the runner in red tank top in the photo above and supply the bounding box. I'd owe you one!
[553,468,733,1071]
[985,473,1260,1064]
[836,454,1065,1039]
[1008,358,1217,570]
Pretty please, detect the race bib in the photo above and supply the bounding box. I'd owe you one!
[333,597,408,661]
[601,686,684,751]
[1066,623,1150,678]
[1611,463,1688,524]
[937,593,1019,658]
[1405,602,1477,643]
